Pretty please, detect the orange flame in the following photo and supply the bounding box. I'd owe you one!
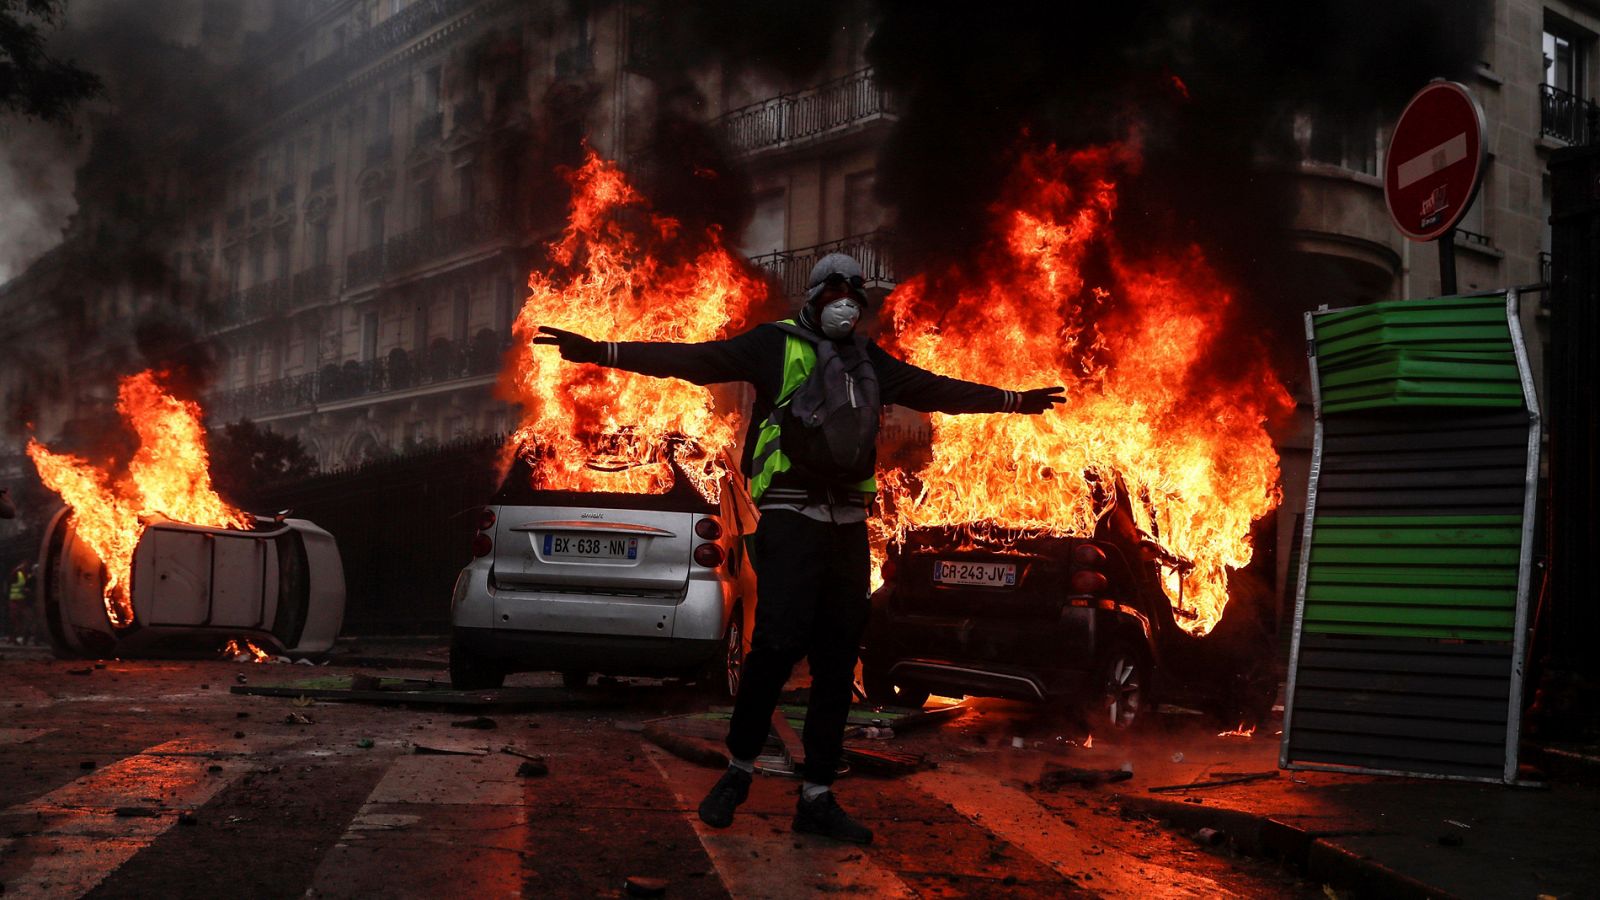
[27,370,250,628]
[223,638,273,663]
[877,142,1289,636]
[502,152,765,502]
[1217,723,1257,738]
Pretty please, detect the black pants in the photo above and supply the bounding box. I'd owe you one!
[725,509,870,785]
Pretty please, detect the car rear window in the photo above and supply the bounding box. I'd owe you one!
[492,455,718,514]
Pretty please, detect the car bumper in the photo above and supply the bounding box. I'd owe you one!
[450,558,731,676]
[453,625,719,676]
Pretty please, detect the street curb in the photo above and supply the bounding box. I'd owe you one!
[1116,794,1461,900]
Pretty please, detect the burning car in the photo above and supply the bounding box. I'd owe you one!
[449,447,758,695]
[39,507,346,659]
[861,491,1278,731]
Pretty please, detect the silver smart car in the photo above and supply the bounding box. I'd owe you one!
[449,450,758,696]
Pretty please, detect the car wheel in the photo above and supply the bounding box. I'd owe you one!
[1089,643,1148,731]
[861,656,930,709]
[561,670,589,689]
[449,635,505,690]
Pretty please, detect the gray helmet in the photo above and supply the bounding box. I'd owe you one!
[805,252,865,305]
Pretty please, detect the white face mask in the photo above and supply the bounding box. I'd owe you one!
[819,297,862,339]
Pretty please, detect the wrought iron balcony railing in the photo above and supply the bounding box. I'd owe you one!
[219,276,291,325]
[717,68,896,157]
[310,163,335,190]
[208,331,510,421]
[345,203,517,288]
[266,0,478,114]
[747,230,898,298]
[1541,83,1597,145]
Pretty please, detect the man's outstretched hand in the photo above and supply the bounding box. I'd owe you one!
[1018,386,1065,414]
[533,326,604,364]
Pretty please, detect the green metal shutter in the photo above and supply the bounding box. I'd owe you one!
[1282,292,1539,783]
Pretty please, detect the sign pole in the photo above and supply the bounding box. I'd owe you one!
[1439,227,1458,295]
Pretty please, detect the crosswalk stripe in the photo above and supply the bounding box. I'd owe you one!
[308,739,529,899]
[0,735,297,898]
[645,746,916,900]
[909,767,1238,898]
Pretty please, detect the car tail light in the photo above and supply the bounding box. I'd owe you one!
[695,517,723,540]
[1070,569,1108,594]
[478,507,497,531]
[1072,543,1107,566]
[471,532,493,558]
[693,542,725,568]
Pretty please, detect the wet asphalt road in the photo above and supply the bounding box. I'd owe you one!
[0,647,1320,898]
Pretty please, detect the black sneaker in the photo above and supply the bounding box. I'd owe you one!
[793,790,873,844]
[697,766,752,828]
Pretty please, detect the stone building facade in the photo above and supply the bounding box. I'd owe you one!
[1,1,1593,600]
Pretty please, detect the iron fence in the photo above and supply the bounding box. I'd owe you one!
[717,68,895,156]
[209,330,509,421]
[1541,83,1597,145]
[748,230,898,298]
[345,203,514,287]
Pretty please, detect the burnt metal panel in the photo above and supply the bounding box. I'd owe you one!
[1283,291,1539,783]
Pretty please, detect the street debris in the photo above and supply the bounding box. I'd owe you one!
[231,681,612,712]
[1148,771,1279,793]
[516,759,549,778]
[282,712,313,726]
[841,744,929,776]
[624,875,668,897]
[413,742,488,756]
[642,724,728,769]
[1038,763,1134,790]
[355,739,374,749]
[451,716,497,730]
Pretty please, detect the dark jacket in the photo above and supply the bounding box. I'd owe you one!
[608,320,1022,482]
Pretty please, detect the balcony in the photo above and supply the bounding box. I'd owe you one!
[310,163,335,190]
[345,203,516,288]
[717,68,895,157]
[347,243,386,288]
[748,231,897,298]
[413,111,443,144]
[1541,83,1597,145]
[291,264,333,308]
[451,93,484,131]
[266,0,477,115]
[219,277,290,325]
[366,135,393,167]
[208,331,509,421]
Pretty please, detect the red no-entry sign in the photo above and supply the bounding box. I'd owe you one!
[1384,81,1487,242]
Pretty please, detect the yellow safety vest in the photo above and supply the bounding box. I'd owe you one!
[748,320,878,504]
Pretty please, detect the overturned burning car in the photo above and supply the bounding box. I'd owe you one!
[39,508,346,660]
[861,491,1279,731]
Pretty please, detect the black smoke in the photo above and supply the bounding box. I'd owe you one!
[865,0,1493,373]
